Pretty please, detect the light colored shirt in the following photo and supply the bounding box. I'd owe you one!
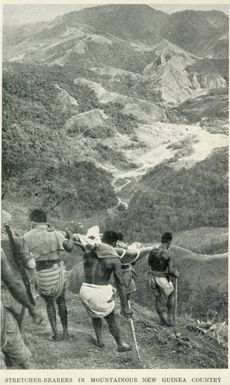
[24,224,65,262]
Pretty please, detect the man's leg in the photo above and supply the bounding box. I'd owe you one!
[56,288,68,339]
[3,309,33,368]
[155,293,168,326]
[44,298,58,340]
[105,310,131,352]
[0,351,6,369]
[92,318,104,347]
[166,291,175,326]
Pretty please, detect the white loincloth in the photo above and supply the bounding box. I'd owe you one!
[35,261,65,300]
[79,283,115,318]
[149,276,174,297]
[155,277,174,296]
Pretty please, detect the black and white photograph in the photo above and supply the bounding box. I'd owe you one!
[1,1,229,371]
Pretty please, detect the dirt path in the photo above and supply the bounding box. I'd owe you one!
[23,291,227,369]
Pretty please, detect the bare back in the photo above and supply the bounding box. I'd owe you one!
[83,251,122,285]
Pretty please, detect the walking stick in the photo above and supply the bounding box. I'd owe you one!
[128,300,141,363]
[174,278,178,336]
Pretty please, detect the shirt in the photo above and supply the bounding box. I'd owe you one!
[24,224,65,262]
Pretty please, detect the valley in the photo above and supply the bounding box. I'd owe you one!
[2,4,228,234]
[98,121,228,210]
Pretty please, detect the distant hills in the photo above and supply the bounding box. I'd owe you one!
[4,5,228,59]
[2,4,228,236]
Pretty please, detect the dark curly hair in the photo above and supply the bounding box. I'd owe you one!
[30,209,47,223]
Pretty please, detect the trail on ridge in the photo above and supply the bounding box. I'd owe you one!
[23,291,227,369]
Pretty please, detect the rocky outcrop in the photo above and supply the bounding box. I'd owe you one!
[65,108,110,134]
[55,84,79,113]
[190,72,227,89]
[143,41,198,105]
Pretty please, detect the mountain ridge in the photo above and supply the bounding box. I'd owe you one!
[4,5,228,59]
[2,4,228,251]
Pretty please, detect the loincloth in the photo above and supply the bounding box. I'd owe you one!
[148,270,173,297]
[34,261,65,300]
[79,283,115,318]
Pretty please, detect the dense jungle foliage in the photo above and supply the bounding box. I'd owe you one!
[111,147,228,242]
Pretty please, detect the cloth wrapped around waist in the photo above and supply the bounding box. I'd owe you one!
[148,269,168,277]
[34,261,65,300]
[148,269,173,297]
[36,259,60,271]
[79,283,115,318]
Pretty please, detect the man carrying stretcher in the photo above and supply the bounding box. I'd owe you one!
[79,230,133,351]
[75,229,152,351]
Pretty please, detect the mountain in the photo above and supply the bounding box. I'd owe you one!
[61,4,170,45]
[4,5,229,64]
[3,18,154,74]
[2,4,228,239]
[61,6,229,58]
[3,6,228,108]
[167,10,229,58]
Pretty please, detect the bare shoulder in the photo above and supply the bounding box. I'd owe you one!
[103,256,121,269]
[164,249,174,262]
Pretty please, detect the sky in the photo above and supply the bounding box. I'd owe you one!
[3,3,229,26]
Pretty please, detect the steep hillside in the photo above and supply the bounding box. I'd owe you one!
[186,58,229,83]
[168,10,229,58]
[173,88,228,131]
[73,77,167,120]
[2,4,229,240]
[22,290,227,369]
[132,245,228,321]
[174,227,228,254]
[3,20,154,74]
[111,147,228,242]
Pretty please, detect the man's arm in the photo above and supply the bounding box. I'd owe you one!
[110,258,132,317]
[1,250,42,323]
[63,229,74,252]
[20,236,36,269]
[136,246,153,262]
[167,256,179,278]
[115,246,153,264]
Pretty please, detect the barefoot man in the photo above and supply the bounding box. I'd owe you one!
[79,230,133,352]
[148,232,179,326]
[24,209,74,341]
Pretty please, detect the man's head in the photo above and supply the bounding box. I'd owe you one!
[102,230,118,246]
[161,232,173,248]
[29,209,47,223]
